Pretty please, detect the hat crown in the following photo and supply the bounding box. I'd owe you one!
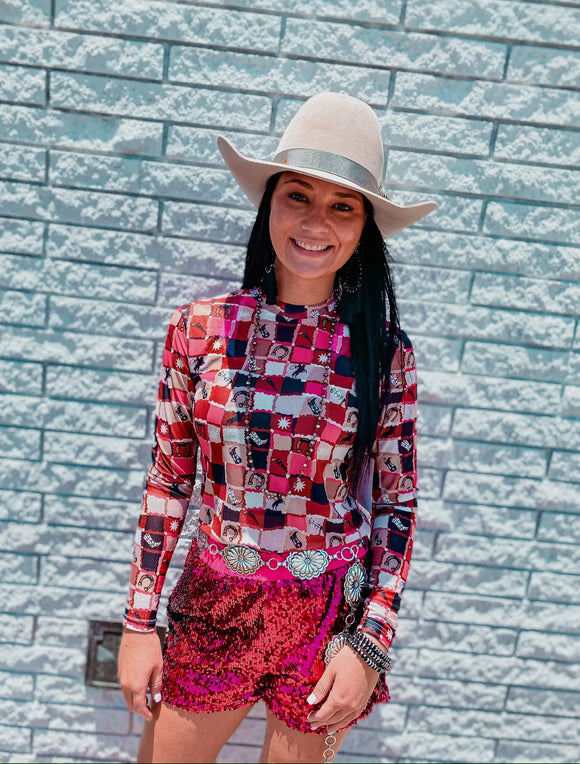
[276,92,384,185]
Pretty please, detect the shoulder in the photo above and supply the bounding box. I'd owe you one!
[387,327,416,386]
[172,289,258,325]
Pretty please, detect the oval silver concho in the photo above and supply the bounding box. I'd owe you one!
[343,560,367,606]
[286,549,330,580]
[324,631,348,665]
[222,545,262,575]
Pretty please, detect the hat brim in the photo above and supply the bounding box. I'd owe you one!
[217,135,437,237]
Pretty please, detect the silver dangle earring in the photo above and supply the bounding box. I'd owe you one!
[264,247,275,274]
[339,245,362,295]
[262,246,277,303]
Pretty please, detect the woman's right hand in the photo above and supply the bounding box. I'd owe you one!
[118,627,164,721]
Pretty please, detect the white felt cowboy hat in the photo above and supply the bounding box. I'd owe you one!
[217,92,437,237]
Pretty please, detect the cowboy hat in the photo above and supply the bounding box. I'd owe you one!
[217,92,436,237]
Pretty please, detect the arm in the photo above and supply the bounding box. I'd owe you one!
[360,330,418,652]
[119,305,200,718]
[307,332,418,732]
[124,304,199,632]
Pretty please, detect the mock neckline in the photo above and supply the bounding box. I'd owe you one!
[270,293,337,319]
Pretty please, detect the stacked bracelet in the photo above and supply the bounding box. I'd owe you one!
[346,629,393,674]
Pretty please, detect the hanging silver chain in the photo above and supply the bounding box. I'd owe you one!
[323,733,337,762]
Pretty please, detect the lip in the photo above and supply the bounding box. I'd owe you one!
[291,238,333,255]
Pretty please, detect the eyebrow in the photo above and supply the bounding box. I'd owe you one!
[281,177,362,201]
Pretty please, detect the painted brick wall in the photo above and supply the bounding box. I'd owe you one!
[0,0,579,761]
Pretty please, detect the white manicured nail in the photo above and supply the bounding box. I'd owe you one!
[153,692,162,703]
[307,693,317,705]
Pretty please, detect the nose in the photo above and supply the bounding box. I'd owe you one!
[300,202,329,232]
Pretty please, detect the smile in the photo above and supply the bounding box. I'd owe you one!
[293,239,331,252]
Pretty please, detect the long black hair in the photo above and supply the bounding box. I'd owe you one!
[242,173,402,492]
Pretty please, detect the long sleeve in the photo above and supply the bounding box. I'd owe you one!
[124,305,199,632]
[360,331,418,651]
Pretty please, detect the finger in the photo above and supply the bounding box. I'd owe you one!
[150,664,164,705]
[310,705,355,730]
[130,689,153,721]
[308,695,348,727]
[326,710,363,734]
[306,667,335,708]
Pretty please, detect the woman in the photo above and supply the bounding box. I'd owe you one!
[118,92,436,763]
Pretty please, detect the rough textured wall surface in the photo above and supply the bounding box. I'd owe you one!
[0,0,579,761]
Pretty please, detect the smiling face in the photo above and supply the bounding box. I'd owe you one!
[269,172,366,304]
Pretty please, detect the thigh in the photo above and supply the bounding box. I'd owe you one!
[138,701,253,763]
[260,708,348,764]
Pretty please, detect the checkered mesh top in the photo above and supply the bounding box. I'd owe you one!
[125,289,418,649]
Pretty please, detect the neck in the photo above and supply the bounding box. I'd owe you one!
[275,263,335,305]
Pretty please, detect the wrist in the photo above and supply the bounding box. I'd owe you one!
[345,629,393,674]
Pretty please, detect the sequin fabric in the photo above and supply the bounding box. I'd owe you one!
[162,548,389,731]
[124,289,418,650]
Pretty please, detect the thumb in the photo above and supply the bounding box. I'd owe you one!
[307,666,335,707]
[150,665,163,705]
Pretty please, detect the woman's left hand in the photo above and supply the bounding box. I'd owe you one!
[306,647,380,733]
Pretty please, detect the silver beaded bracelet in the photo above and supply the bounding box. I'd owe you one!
[346,629,393,673]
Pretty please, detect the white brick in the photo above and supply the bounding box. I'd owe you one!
[50,72,272,130]
[435,532,580,574]
[408,705,580,744]
[44,431,148,470]
[395,676,507,710]
[509,44,580,89]
[393,72,579,128]
[43,495,141,533]
[0,216,44,256]
[0,671,34,701]
[452,409,580,452]
[472,272,580,316]
[0,144,45,183]
[41,556,130,592]
[0,180,158,232]
[0,490,42,523]
[507,686,580,718]
[35,675,127,708]
[495,124,580,169]
[538,512,580,545]
[54,0,281,52]
[485,201,580,246]
[0,63,45,106]
[33,728,139,761]
[0,552,38,585]
[35,617,88,648]
[0,26,164,79]
[462,341,571,383]
[417,647,580,690]
[406,0,580,46]
[396,620,517,655]
[496,740,580,763]
[0,105,163,157]
[169,47,391,104]
[0,0,51,26]
[0,722,32,752]
[409,559,527,598]
[4,583,126,623]
[396,227,580,282]
[517,631,580,662]
[0,396,148,437]
[0,615,34,644]
[282,19,506,79]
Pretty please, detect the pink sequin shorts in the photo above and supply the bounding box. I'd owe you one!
[161,543,389,733]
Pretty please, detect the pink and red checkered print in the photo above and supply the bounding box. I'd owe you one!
[125,289,417,649]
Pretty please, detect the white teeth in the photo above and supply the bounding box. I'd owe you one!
[295,239,329,251]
